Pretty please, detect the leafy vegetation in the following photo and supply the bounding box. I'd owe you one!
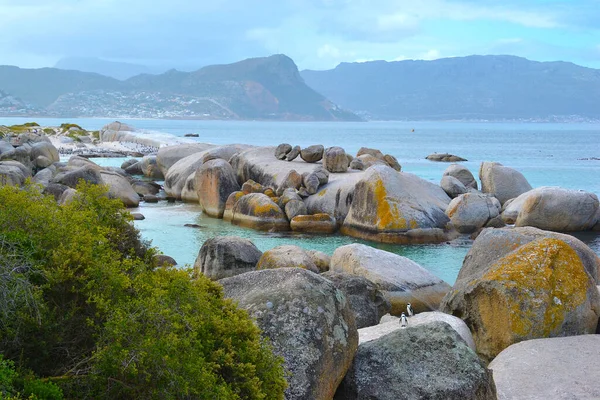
[0,355,63,400]
[59,123,83,132]
[0,182,286,399]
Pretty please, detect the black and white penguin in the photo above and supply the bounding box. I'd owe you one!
[407,303,414,317]
[400,312,408,328]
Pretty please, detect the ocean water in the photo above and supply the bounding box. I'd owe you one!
[3,117,599,284]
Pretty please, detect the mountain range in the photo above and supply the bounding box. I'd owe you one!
[0,55,359,121]
[1,54,600,121]
[301,55,600,121]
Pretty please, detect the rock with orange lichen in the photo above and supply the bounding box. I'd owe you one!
[330,243,451,316]
[341,165,454,244]
[230,193,289,231]
[291,213,337,233]
[441,238,600,362]
[222,191,245,222]
[195,159,240,218]
[256,245,320,273]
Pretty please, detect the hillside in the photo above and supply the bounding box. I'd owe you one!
[301,55,600,121]
[0,55,360,121]
[54,57,158,80]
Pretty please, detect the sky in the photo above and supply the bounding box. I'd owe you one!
[1,0,600,71]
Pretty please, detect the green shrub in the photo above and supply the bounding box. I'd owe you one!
[42,128,55,135]
[59,123,83,132]
[0,355,63,400]
[0,183,286,399]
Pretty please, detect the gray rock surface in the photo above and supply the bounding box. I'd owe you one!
[359,311,476,350]
[195,236,262,280]
[230,193,289,231]
[286,145,301,161]
[300,145,324,163]
[302,172,321,195]
[156,143,215,176]
[512,186,599,231]
[221,268,358,400]
[323,271,391,329]
[443,164,478,189]
[441,175,469,198]
[356,147,384,159]
[275,143,292,160]
[256,245,319,273]
[306,250,331,273]
[479,162,532,205]
[284,199,307,221]
[446,193,501,234]
[139,155,164,180]
[426,153,468,162]
[53,165,102,188]
[489,335,600,400]
[335,321,496,400]
[323,146,349,173]
[30,141,59,163]
[383,154,401,171]
[331,244,451,315]
[99,170,140,207]
[0,161,27,186]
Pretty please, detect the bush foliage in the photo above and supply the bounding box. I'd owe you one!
[0,183,286,399]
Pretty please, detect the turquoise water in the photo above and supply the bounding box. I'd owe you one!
[6,117,600,284]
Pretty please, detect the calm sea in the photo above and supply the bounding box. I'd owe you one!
[2,117,599,283]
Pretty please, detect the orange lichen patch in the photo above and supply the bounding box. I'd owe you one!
[317,189,327,197]
[293,213,333,222]
[251,199,282,217]
[263,188,276,197]
[480,238,589,338]
[373,178,414,230]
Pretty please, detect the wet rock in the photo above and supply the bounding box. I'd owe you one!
[143,194,159,203]
[231,193,289,231]
[131,213,145,220]
[426,153,468,162]
[132,180,161,196]
[290,213,337,233]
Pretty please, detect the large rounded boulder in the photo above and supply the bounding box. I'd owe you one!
[194,236,262,280]
[443,164,477,189]
[479,162,532,205]
[446,193,501,234]
[230,193,289,231]
[330,244,451,315]
[0,161,27,186]
[300,145,324,163]
[256,245,319,273]
[195,159,240,218]
[488,335,600,400]
[99,170,140,207]
[29,141,59,164]
[322,271,391,329]
[323,146,349,173]
[341,165,453,244]
[335,321,497,400]
[442,237,600,362]
[156,143,215,176]
[220,268,359,400]
[512,187,599,231]
[139,155,164,180]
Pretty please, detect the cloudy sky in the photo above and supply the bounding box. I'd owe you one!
[1,0,600,71]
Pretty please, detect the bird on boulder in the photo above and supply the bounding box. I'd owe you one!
[400,312,408,328]
[407,303,414,317]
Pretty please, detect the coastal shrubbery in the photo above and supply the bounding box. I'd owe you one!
[0,182,286,399]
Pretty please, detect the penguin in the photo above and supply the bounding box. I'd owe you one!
[407,303,414,317]
[400,312,408,328]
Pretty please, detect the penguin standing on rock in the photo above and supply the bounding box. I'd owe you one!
[407,303,414,317]
[400,312,408,328]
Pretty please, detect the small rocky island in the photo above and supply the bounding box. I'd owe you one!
[1,121,599,399]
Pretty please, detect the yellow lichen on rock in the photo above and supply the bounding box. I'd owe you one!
[482,238,588,336]
[374,178,408,230]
